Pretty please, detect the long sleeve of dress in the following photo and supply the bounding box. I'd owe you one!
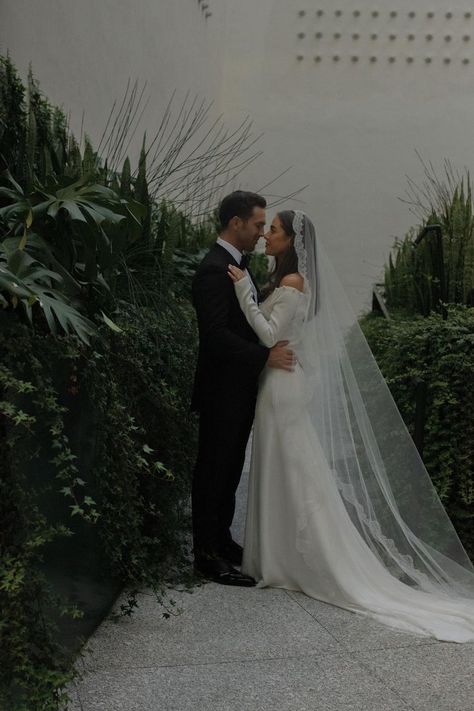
[234,277,302,348]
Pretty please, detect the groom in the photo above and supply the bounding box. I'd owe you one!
[191,190,294,586]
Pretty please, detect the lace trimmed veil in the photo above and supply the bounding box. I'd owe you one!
[292,210,474,597]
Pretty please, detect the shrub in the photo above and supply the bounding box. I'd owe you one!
[0,293,198,709]
[386,163,474,316]
[360,307,474,559]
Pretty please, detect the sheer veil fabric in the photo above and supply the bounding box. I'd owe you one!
[291,210,474,600]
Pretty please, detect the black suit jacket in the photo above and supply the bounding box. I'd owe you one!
[191,243,269,412]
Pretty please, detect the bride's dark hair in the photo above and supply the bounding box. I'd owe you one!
[260,210,299,301]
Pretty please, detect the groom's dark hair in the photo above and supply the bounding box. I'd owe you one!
[218,190,266,231]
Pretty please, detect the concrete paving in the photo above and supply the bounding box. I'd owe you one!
[70,454,474,711]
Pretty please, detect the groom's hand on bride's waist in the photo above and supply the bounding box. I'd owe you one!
[267,341,295,371]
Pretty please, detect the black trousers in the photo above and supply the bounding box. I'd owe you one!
[192,390,256,558]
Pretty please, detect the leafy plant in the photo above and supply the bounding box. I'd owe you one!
[0,239,96,344]
[0,333,87,711]
[360,307,474,559]
[0,289,199,708]
[386,161,474,316]
[0,169,148,341]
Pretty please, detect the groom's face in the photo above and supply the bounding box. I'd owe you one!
[237,206,266,253]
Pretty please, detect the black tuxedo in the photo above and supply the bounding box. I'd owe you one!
[191,243,269,557]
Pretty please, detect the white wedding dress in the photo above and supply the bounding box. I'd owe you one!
[234,277,474,643]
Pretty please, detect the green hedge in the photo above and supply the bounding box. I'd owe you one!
[0,297,197,710]
[360,307,474,559]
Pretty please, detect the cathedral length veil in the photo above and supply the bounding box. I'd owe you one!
[292,210,474,599]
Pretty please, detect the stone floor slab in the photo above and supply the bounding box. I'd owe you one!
[74,653,411,711]
[65,684,82,710]
[356,642,474,711]
[82,584,339,672]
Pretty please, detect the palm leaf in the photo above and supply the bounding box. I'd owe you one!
[0,244,95,344]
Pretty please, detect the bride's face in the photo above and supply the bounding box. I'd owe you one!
[264,216,292,257]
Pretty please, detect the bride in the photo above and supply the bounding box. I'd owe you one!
[227,210,474,643]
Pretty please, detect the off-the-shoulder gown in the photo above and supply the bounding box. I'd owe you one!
[234,276,474,643]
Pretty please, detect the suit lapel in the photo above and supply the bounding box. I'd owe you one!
[213,242,240,267]
[213,242,260,301]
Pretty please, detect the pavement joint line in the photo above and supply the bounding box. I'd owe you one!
[78,649,360,674]
[81,628,443,670]
[72,651,424,711]
[283,589,347,645]
[84,642,450,675]
[283,591,447,653]
[346,651,418,711]
[77,648,406,675]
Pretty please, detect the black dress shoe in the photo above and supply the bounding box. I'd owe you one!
[194,555,255,587]
[219,540,243,566]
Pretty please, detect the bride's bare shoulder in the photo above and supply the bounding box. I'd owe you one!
[279,273,304,292]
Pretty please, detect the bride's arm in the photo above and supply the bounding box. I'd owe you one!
[230,273,302,348]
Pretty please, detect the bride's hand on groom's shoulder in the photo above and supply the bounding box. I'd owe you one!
[267,341,295,372]
[227,264,246,282]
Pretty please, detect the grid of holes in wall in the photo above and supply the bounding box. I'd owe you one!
[295,8,472,64]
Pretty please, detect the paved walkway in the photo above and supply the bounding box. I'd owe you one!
[70,461,474,711]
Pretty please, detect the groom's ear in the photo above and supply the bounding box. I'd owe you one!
[229,215,243,231]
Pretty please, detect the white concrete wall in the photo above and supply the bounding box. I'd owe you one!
[220,0,474,312]
[0,0,226,154]
[2,1,474,310]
